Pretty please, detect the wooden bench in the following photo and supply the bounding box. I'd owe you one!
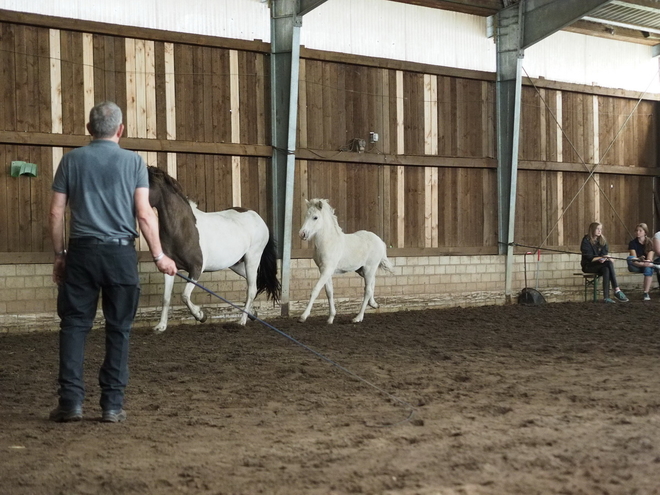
[574,273,601,302]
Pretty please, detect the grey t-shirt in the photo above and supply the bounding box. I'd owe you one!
[52,140,149,239]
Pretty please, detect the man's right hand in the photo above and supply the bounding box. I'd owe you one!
[155,255,177,276]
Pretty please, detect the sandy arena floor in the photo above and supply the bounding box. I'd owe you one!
[1,301,659,495]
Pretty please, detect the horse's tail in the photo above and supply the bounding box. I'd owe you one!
[256,232,281,303]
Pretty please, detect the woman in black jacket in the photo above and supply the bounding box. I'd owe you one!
[581,222,629,303]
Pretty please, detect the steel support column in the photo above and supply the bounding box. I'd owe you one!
[270,0,328,316]
[496,3,524,303]
[495,0,614,303]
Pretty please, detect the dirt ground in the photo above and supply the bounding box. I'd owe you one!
[1,300,660,495]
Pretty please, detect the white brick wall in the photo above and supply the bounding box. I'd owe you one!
[0,251,646,333]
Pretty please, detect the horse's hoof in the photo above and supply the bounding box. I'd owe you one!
[153,326,167,334]
[298,316,307,323]
[327,317,335,324]
[198,312,208,323]
[351,316,363,323]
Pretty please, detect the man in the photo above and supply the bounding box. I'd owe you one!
[49,101,177,423]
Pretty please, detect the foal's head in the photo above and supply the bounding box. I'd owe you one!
[299,198,340,241]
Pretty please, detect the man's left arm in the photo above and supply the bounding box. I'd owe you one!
[49,192,67,284]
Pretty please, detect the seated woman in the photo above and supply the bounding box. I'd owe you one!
[627,222,656,301]
[580,221,628,303]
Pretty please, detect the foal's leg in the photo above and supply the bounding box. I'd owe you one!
[154,273,175,333]
[368,275,379,309]
[353,265,378,323]
[299,269,334,323]
[324,277,336,324]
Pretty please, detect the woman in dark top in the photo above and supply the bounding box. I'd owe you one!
[627,222,656,301]
[581,222,628,303]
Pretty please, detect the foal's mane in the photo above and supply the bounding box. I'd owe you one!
[309,198,343,233]
[148,166,190,205]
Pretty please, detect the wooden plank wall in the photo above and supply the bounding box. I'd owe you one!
[0,18,270,258]
[518,85,658,250]
[0,12,658,261]
[293,59,501,254]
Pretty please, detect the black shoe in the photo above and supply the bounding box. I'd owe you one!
[101,409,127,423]
[49,405,83,423]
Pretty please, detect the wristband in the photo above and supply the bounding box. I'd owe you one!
[54,250,66,256]
[153,252,165,262]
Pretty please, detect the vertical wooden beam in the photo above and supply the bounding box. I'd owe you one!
[591,95,601,223]
[424,73,438,248]
[164,42,176,141]
[593,173,601,222]
[82,32,94,134]
[396,70,405,248]
[51,147,63,179]
[592,95,600,165]
[145,40,156,139]
[298,59,307,151]
[297,58,308,226]
[556,91,563,163]
[232,156,242,206]
[380,70,391,245]
[125,38,137,137]
[541,172,547,242]
[50,29,62,136]
[144,40,157,169]
[298,159,308,241]
[50,29,63,178]
[230,49,241,143]
[255,53,266,145]
[163,43,177,180]
[230,49,241,207]
[554,91,565,245]
[381,70,391,155]
[482,81,492,158]
[135,39,147,138]
[556,172,564,245]
[539,88,546,161]
[167,153,177,180]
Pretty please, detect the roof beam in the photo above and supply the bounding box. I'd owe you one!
[387,0,503,16]
[522,0,614,49]
[566,19,660,46]
[298,0,328,16]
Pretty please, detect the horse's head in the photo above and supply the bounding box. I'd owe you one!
[299,198,333,241]
[147,166,189,210]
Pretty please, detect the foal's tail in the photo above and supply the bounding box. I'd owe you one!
[257,232,281,303]
[380,255,394,273]
[380,241,394,273]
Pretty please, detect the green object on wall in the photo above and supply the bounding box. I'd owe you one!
[10,161,38,177]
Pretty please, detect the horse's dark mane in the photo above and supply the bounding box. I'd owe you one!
[148,166,191,205]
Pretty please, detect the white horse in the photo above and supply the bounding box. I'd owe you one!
[148,167,280,332]
[298,198,393,324]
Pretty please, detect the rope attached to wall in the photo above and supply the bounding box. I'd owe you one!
[503,241,646,264]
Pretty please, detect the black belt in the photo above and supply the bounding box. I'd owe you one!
[69,237,135,246]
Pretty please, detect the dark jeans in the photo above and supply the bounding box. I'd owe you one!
[582,260,618,299]
[57,242,140,411]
